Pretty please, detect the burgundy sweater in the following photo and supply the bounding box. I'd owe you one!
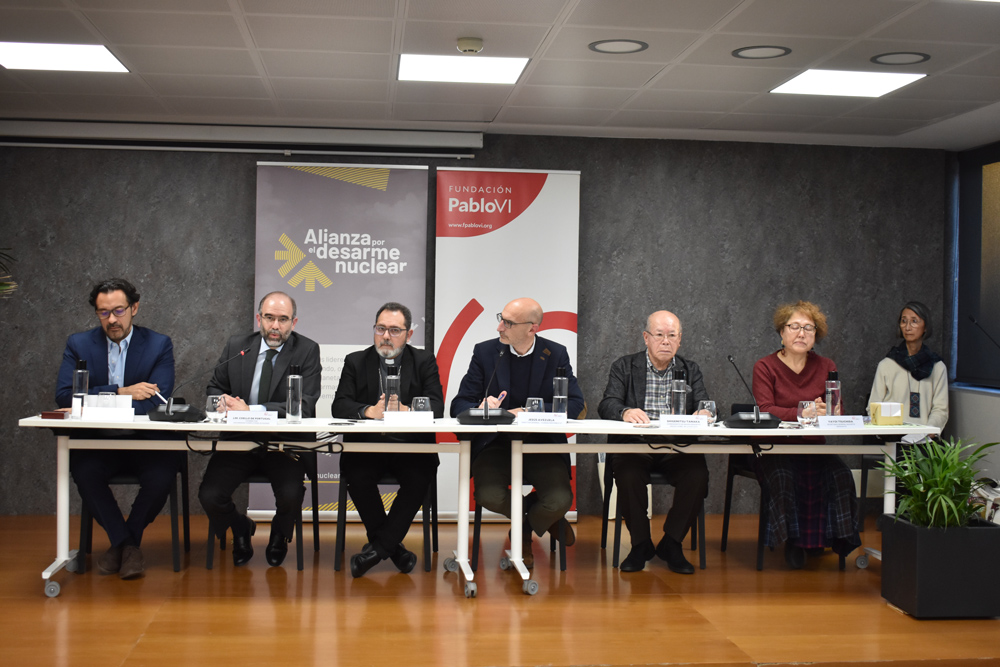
[752,350,838,421]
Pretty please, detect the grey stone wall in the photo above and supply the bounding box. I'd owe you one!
[0,135,950,518]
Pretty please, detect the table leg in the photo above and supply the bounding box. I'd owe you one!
[454,440,475,589]
[42,435,74,596]
[508,439,530,581]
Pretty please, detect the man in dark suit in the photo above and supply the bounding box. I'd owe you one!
[451,298,585,568]
[198,291,322,567]
[56,278,178,580]
[597,310,711,574]
[332,302,444,577]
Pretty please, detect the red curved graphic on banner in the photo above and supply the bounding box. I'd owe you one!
[437,171,548,238]
[537,311,578,334]
[436,298,484,404]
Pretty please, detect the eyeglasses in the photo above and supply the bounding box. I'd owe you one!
[96,307,129,319]
[497,313,533,329]
[900,318,923,328]
[374,325,407,337]
[644,331,679,342]
[260,314,292,325]
[785,323,816,333]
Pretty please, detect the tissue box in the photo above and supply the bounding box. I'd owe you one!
[870,402,903,425]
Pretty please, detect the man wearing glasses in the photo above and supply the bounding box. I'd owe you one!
[55,278,178,580]
[451,298,585,568]
[597,310,710,574]
[198,291,322,567]
[331,302,444,577]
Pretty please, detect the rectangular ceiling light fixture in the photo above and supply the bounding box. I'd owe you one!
[398,54,528,84]
[771,69,925,97]
[0,42,128,72]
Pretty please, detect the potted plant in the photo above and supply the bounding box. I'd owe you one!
[878,437,1000,618]
[0,248,15,297]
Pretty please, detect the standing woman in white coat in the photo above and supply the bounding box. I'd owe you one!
[868,301,948,429]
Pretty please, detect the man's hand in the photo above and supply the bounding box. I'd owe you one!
[221,394,249,411]
[118,382,160,401]
[623,408,651,423]
[364,395,386,419]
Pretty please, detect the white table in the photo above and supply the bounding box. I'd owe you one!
[18,416,492,598]
[495,419,941,594]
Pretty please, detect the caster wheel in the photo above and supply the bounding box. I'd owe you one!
[522,580,539,596]
[499,556,510,570]
[44,581,60,598]
[856,554,869,569]
[443,557,458,573]
[65,559,78,573]
[464,582,477,598]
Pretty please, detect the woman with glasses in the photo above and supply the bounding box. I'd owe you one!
[867,301,948,429]
[751,300,861,569]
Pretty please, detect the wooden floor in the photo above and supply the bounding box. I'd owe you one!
[1,513,997,667]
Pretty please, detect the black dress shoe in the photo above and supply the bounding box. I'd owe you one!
[350,548,383,578]
[619,540,655,572]
[549,517,576,546]
[265,531,289,567]
[656,535,695,574]
[785,542,806,570]
[389,543,417,574]
[232,518,256,567]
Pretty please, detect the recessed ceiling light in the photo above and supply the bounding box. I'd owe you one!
[398,54,528,84]
[968,0,1000,3]
[871,51,930,66]
[0,41,127,72]
[732,45,792,60]
[771,69,925,97]
[588,40,648,54]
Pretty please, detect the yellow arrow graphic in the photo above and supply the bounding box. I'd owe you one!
[287,261,332,292]
[275,234,306,277]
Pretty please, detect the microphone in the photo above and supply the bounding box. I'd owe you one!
[457,348,516,425]
[723,354,781,429]
[969,315,1000,353]
[148,344,254,423]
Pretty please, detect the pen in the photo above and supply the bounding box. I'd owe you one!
[155,391,168,404]
[497,390,507,404]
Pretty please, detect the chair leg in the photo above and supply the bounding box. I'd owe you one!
[422,486,432,573]
[721,456,737,552]
[77,505,92,574]
[206,520,216,570]
[612,492,624,568]
[308,456,320,551]
[697,504,707,570]
[558,519,567,572]
[471,502,482,573]
[858,457,870,533]
[295,513,304,571]
[690,510,698,551]
[334,476,347,572]
[600,455,613,549]
[756,489,769,571]
[169,484,181,573]
[180,458,191,553]
[431,480,439,553]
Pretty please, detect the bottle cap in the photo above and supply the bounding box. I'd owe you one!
[289,364,301,375]
[556,366,566,377]
[76,359,87,371]
[827,371,839,381]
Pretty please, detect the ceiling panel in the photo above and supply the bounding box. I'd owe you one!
[245,15,393,52]
[162,96,277,118]
[625,89,756,113]
[871,2,1000,45]
[241,0,397,19]
[807,116,928,135]
[843,97,987,121]
[278,98,389,120]
[652,64,798,93]
[950,49,1000,77]
[719,0,918,37]
[394,102,498,122]
[495,105,613,126]
[87,11,247,48]
[543,26,700,63]
[40,93,166,116]
[0,8,99,43]
[609,108,724,129]
[0,93,56,115]
[566,0,743,31]
[114,46,260,76]
[7,71,152,96]
[401,20,550,57]
[735,93,870,116]
[142,74,270,98]
[526,59,665,88]
[889,74,1000,102]
[681,33,849,68]
[75,0,230,11]
[269,77,387,101]
[820,39,993,75]
[394,81,512,105]
[405,0,566,25]
[509,85,634,109]
[258,51,391,79]
[705,112,827,132]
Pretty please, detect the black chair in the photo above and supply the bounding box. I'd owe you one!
[205,452,320,572]
[77,455,191,574]
[334,472,439,572]
[470,493,566,573]
[600,453,706,570]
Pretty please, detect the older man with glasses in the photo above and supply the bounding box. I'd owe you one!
[331,302,444,577]
[597,310,711,574]
[198,291,322,568]
[451,298,585,568]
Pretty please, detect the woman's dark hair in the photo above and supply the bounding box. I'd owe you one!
[88,278,140,308]
[898,301,933,340]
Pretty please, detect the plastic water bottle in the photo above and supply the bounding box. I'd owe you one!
[385,367,400,412]
[552,367,569,415]
[669,368,689,415]
[71,359,88,419]
[286,364,302,423]
[825,371,841,417]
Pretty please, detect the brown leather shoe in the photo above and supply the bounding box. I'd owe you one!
[550,517,576,546]
[118,545,145,580]
[97,545,122,575]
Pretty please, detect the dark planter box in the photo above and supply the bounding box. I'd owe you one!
[881,513,1000,619]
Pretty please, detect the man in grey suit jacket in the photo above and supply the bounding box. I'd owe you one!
[198,291,322,568]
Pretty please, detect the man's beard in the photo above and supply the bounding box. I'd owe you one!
[377,341,403,359]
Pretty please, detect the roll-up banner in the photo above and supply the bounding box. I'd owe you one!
[434,168,581,520]
[250,163,428,521]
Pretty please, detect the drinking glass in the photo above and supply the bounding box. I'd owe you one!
[697,400,717,424]
[411,396,431,412]
[98,392,116,408]
[206,395,225,423]
[797,400,818,426]
[525,397,545,413]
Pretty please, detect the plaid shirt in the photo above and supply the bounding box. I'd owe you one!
[642,355,675,419]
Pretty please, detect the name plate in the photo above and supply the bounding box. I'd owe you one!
[81,407,135,423]
[515,412,568,425]
[227,411,278,426]
[817,415,864,429]
[655,416,708,428]
[383,411,435,425]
